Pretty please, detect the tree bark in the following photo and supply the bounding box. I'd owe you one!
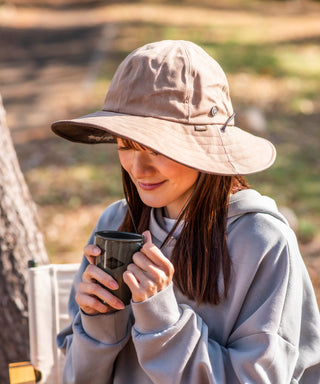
[0,95,49,383]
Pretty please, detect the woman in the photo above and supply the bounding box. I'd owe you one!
[52,40,320,383]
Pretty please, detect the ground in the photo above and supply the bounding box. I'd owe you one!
[0,0,319,306]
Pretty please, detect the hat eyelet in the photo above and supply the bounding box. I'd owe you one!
[211,106,218,117]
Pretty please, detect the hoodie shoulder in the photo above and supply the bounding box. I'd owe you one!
[227,189,298,265]
[96,199,128,231]
[228,189,288,225]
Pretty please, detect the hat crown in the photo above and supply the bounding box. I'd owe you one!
[103,40,233,124]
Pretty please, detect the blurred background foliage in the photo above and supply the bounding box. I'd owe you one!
[0,0,319,302]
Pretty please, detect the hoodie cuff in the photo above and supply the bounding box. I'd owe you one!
[80,306,130,344]
[132,283,181,334]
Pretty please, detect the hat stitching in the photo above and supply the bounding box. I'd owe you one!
[180,41,192,122]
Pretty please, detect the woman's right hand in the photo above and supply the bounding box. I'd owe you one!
[75,244,125,315]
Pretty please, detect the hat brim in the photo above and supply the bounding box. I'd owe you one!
[51,110,276,176]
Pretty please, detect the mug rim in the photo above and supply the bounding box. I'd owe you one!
[95,230,144,242]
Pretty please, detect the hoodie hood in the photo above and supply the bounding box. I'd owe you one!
[227,189,289,227]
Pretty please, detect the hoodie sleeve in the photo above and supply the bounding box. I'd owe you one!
[56,253,133,384]
[56,200,132,384]
[130,212,319,383]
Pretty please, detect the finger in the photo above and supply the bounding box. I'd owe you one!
[131,252,164,282]
[94,284,125,310]
[81,266,125,310]
[142,230,152,244]
[123,268,140,290]
[126,263,164,296]
[140,233,174,274]
[127,259,170,289]
[123,267,157,302]
[132,251,149,271]
[84,244,101,264]
[131,230,159,270]
[79,280,125,309]
[126,263,145,284]
[90,283,125,311]
[76,288,109,315]
[76,283,124,313]
[82,264,119,291]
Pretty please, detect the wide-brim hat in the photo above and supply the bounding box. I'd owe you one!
[51,40,276,175]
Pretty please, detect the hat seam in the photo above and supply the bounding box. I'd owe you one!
[180,41,192,123]
[217,127,239,174]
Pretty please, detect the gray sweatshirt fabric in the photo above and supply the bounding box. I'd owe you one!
[57,189,320,383]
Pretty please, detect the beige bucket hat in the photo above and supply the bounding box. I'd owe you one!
[51,40,276,175]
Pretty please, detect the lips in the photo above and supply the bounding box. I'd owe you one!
[137,181,166,191]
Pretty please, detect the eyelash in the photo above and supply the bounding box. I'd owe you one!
[117,146,130,151]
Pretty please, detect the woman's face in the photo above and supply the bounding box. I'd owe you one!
[117,138,199,219]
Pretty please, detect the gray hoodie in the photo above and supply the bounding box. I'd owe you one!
[57,189,320,383]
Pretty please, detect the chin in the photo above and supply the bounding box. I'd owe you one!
[140,198,165,209]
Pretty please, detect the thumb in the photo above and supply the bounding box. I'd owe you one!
[142,230,152,244]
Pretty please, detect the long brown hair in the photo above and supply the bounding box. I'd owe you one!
[117,140,249,305]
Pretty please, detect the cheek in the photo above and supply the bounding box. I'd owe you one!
[118,152,131,172]
[169,166,199,188]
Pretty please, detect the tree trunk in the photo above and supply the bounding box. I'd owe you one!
[0,95,49,383]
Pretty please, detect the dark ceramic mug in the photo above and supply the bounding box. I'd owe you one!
[94,230,144,305]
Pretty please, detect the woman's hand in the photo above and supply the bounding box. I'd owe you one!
[123,230,174,303]
[75,244,125,315]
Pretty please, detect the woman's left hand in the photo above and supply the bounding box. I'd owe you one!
[123,230,174,302]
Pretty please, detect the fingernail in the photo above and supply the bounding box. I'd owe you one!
[109,281,118,290]
[117,301,125,310]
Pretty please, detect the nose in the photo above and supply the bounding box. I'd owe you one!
[130,151,154,178]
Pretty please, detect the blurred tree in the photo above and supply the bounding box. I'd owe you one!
[0,94,49,383]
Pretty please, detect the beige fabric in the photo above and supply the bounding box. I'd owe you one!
[51,40,276,175]
[28,264,80,384]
